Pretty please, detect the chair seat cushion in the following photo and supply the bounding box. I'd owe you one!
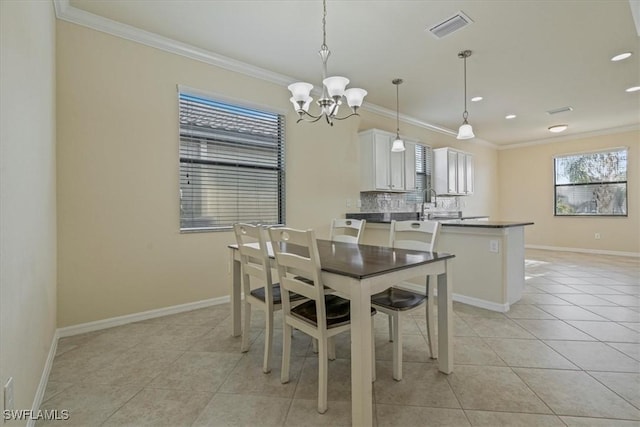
[291,295,376,329]
[371,287,427,311]
[250,283,306,305]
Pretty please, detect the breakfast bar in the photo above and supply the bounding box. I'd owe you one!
[348,213,534,312]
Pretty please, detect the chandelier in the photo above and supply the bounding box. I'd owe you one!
[287,0,367,126]
[456,50,475,140]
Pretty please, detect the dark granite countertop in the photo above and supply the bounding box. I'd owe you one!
[440,220,534,228]
[345,213,531,228]
[345,212,489,223]
[345,212,420,223]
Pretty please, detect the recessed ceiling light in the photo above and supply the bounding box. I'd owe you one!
[548,124,568,133]
[626,86,640,92]
[471,96,483,102]
[505,114,516,119]
[611,52,632,62]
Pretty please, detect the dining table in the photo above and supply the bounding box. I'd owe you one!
[228,239,455,426]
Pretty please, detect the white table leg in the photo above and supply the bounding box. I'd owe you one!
[437,260,453,374]
[229,249,242,337]
[351,280,373,426]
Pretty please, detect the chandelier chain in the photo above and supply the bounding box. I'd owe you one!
[321,0,328,50]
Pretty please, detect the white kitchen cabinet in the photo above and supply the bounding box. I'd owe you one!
[360,129,416,192]
[404,141,417,191]
[433,147,474,195]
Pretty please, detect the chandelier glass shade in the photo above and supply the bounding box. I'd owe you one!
[287,0,367,126]
[456,50,475,140]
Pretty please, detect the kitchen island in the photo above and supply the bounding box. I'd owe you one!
[348,214,533,312]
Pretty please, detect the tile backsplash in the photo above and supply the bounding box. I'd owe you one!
[359,192,460,212]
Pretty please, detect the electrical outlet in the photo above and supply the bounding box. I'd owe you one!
[489,240,499,253]
[595,233,601,240]
[4,377,14,411]
[346,199,352,208]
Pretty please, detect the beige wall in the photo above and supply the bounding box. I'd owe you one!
[498,130,639,254]
[56,21,499,327]
[0,0,57,418]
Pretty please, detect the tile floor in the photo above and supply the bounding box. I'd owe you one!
[39,249,640,426]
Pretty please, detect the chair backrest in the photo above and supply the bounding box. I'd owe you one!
[268,227,328,323]
[233,223,274,302]
[329,218,366,244]
[389,220,440,252]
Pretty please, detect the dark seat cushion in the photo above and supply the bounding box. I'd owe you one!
[250,283,306,305]
[291,294,376,329]
[371,287,427,311]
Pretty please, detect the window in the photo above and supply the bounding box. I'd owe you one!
[409,144,433,204]
[179,90,285,231]
[554,148,627,216]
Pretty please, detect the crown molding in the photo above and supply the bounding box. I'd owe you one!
[53,0,293,87]
[53,0,495,147]
[497,124,640,150]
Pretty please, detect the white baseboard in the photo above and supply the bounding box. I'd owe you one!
[28,330,59,427]
[452,294,510,313]
[57,296,230,338]
[526,244,640,258]
[396,282,510,313]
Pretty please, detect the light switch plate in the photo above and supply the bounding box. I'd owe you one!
[489,240,499,253]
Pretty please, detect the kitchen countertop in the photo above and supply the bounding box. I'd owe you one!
[345,212,489,223]
[440,220,534,228]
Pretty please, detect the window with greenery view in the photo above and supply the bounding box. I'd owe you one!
[179,90,285,231]
[554,148,627,216]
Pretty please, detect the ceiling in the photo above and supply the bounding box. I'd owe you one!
[63,0,640,147]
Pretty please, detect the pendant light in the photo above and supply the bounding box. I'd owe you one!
[391,78,405,152]
[456,50,475,140]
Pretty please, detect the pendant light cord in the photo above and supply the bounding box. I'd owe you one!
[396,83,400,136]
[459,50,472,123]
[392,78,403,138]
[463,55,468,118]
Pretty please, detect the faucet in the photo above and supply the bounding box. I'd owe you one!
[421,188,438,220]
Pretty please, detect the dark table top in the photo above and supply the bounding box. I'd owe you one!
[230,239,455,280]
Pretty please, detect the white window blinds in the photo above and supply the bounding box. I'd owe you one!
[179,92,286,231]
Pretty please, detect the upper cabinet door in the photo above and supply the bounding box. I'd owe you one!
[447,150,457,193]
[465,153,474,194]
[389,148,405,191]
[373,132,392,190]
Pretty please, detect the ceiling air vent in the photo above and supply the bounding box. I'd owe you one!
[428,11,474,39]
[547,106,574,115]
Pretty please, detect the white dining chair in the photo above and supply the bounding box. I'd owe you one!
[233,223,305,374]
[269,226,377,414]
[370,220,440,381]
[329,218,366,243]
